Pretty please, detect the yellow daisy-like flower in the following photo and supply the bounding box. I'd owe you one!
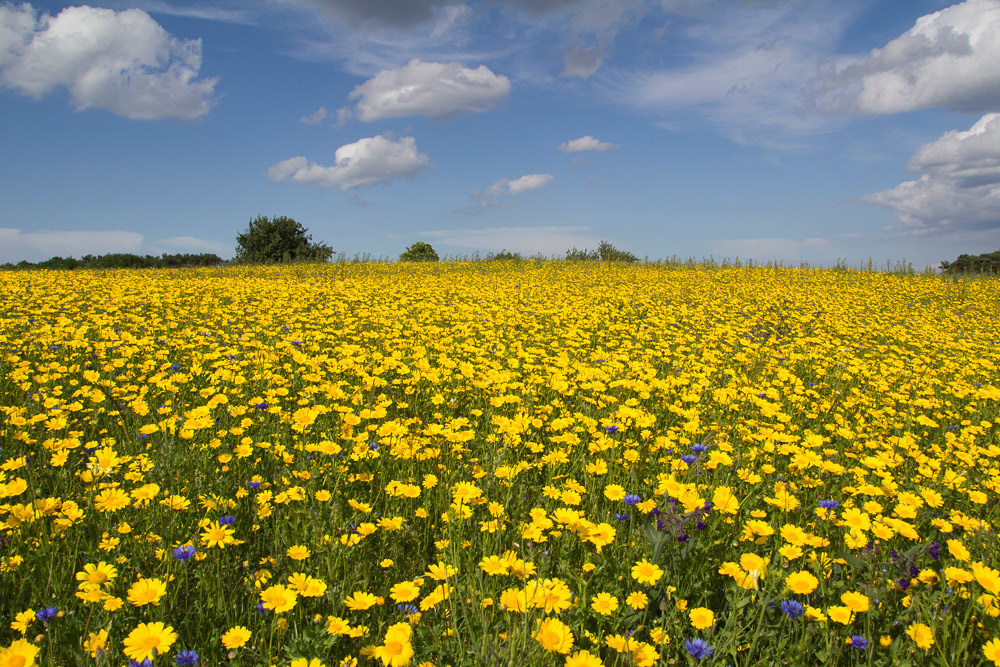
[535,617,574,654]
[591,592,619,616]
[127,578,167,607]
[688,607,715,630]
[260,584,298,613]
[906,623,935,650]
[76,561,118,587]
[287,544,311,561]
[373,622,413,667]
[122,622,178,663]
[983,637,1000,666]
[840,591,869,613]
[631,559,664,585]
[827,606,853,625]
[626,591,649,610]
[390,580,421,603]
[565,649,604,667]
[785,570,819,595]
[0,638,39,667]
[221,626,252,649]
[344,591,379,611]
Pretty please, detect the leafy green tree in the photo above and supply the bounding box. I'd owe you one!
[399,241,439,262]
[234,215,332,264]
[565,240,638,263]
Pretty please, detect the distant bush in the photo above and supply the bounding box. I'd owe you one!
[2,253,225,271]
[940,249,1000,274]
[399,242,440,262]
[565,240,638,263]
[486,250,523,261]
[235,215,333,264]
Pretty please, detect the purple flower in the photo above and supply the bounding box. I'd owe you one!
[623,494,641,506]
[614,513,630,522]
[850,636,868,650]
[780,599,804,620]
[218,515,236,525]
[690,443,708,454]
[898,578,910,591]
[247,481,261,489]
[817,500,839,509]
[605,425,619,435]
[681,454,698,464]
[684,638,714,660]
[172,545,196,561]
[36,606,58,622]
[175,650,199,665]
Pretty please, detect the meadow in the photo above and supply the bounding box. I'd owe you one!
[1,261,998,667]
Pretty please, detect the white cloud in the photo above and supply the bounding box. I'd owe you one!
[421,225,598,255]
[557,135,619,152]
[813,0,1000,114]
[483,173,554,197]
[863,113,1000,235]
[705,236,834,263]
[348,59,510,121]
[267,134,428,189]
[0,4,217,120]
[300,106,329,124]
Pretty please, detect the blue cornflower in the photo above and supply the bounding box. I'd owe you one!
[614,513,630,522]
[690,443,708,454]
[850,635,868,650]
[605,425,619,435]
[175,649,199,665]
[218,515,236,525]
[257,602,271,614]
[128,659,154,667]
[247,481,261,489]
[898,578,910,591]
[817,499,840,509]
[684,638,714,660]
[397,603,419,615]
[36,606,58,622]
[368,441,379,451]
[928,541,941,560]
[172,545,196,561]
[255,401,269,410]
[681,454,698,464]
[780,599,804,620]
[623,494,641,506]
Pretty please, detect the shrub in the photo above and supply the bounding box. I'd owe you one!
[235,215,332,264]
[565,241,638,263]
[399,242,439,262]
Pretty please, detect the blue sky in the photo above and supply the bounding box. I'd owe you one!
[1,0,999,267]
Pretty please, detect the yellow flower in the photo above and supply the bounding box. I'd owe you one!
[287,544,311,560]
[535,617,574,654]
[0,639,39,667]
[591,592,619,616]
[374,622,414,667]
[983,637,1000,666]
[344,591,379,611]
[221,626,252,649]
[201,521,235,549]
[689,607,715,630]
[127,578,167,606]
[76,561,117,586]
[10,609,34,634]
[260,584,298,613]
[122,622,177,663]
[948,539,971,562]
[603,485,626,501]
[785,570,819,595]
[565,649,604,667]
[631,559,664,585]
[626,591,649,610]
[906,623,935,650]
[827,606,853,625]
[840,591,869,613]
[290,659,327,667]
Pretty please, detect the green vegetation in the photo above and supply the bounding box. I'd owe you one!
[565,240,638,263]
[399,241,440,262]
[0,252,224,271]
[940,249,1000,274]
[235,215,333,264]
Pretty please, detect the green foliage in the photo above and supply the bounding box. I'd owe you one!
[234,215,333,264]
[565,240,638,263]
[1,253,224,271]
[940,249,1000,274]
[485,250,523,261]
[399,241,440,262]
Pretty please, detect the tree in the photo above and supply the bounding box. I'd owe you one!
[565,240,638,263]
[399,241,439,262]
[234,215,333,264]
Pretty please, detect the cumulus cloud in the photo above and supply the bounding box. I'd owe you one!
[862,113,1000,235]
[813,0,1000,114]
[267,134,428,190]
[483,173,554,197]
[557,135,619,152]
[347,59,510,121]
[420,225,598,255]
[0,3,217,120]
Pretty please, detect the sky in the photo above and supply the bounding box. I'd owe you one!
[1,0,999,267]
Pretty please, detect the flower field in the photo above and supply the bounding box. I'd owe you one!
[1,261,999,667]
